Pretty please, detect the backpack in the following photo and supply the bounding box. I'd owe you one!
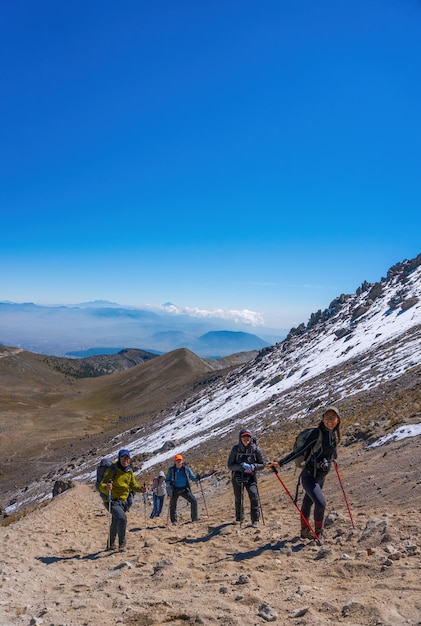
[95,458,116,491]
[292,427,323,468]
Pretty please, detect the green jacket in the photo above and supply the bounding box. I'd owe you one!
[99,461,144,501]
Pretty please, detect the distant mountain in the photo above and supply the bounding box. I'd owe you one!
[46,348,159,378]
[195,330,269,354]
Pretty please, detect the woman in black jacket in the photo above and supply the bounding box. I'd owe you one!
[227,429,266,527]
[269,406,341,539]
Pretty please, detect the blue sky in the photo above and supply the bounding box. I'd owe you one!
[1,0,420,331]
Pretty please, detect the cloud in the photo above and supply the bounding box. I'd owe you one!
[154,304,265,326]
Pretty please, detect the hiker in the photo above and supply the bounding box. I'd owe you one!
[165,454,200,525]
[227,429,266,527]
[268,406,341,540]
[99,448,146,551]
[150,471,166,518]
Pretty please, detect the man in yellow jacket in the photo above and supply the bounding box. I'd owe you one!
[99,448,145,551]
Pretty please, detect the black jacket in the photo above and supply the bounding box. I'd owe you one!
[280,421,338,477]
[228,431,265,483]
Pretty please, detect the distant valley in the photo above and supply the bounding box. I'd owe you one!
[0,301,282,357]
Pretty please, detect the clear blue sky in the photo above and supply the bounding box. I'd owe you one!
[1,0,420,330]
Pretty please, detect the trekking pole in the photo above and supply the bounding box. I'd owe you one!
[333,461,355,528]
[143,483,148,536]
[240,473,244,528]
[166,495,171,526]
[107,482,112,549]
[270,466,320,543]
[255,480,265,526]
[197,477,209,518]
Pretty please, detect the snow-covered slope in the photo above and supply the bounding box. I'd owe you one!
[121,258,421,470]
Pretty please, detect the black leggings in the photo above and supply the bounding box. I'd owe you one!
[232,478,260,523]
[300,471,326,526]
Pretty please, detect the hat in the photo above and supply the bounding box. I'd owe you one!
[174,454,183,461]
[323,406,340,421]
[118,448,131,459]
[240,430,251,437]
[158,470,166,478]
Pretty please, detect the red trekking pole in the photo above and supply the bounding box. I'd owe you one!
[333,461,355,528]
[270,466,320,543]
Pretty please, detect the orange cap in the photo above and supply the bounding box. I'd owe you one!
[174,454,183,461]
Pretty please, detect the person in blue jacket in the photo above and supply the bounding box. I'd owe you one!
[165,454,200,525]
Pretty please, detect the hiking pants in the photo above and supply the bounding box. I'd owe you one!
[150,494,164,518]
[104,500,127,546]
[170,488,198,523]
[300,471,326,529]
[232,477,260,523]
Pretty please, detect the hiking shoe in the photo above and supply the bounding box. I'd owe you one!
[300,527,313,540]
[119,543,127,552]
[251,521,259,528]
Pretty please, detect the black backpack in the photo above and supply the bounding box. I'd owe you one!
[292,427,323,468]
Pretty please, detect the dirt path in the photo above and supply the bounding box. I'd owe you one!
[1,455,420,626]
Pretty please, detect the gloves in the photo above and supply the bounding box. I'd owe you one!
[196,473,201,481]
[241,463,255,474]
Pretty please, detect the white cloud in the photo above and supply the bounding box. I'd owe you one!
[155,304,265,326]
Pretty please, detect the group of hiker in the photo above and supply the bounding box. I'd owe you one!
[98,405,342,551]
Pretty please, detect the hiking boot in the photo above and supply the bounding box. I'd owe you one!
[300,527,313,540]
[251,521,259,528]
[119,543,127,552]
